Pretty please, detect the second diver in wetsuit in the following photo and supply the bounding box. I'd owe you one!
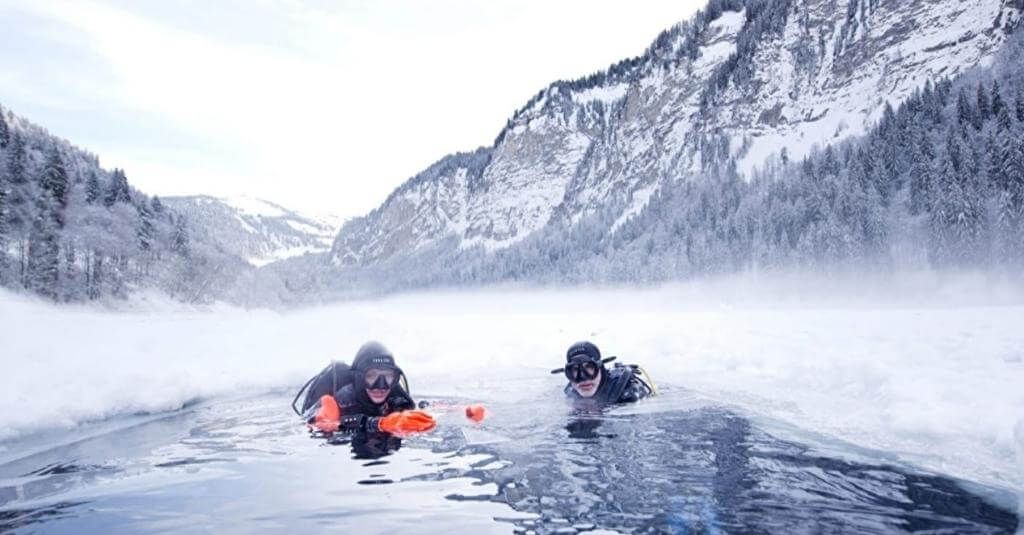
[552,341,655,404]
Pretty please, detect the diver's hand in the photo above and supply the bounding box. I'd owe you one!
[310,394,341,433]
[374,410,437,435]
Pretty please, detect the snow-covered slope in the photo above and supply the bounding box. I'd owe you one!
[330,0,1021,267]
[164,196,341,267]
[728,0,1021,174]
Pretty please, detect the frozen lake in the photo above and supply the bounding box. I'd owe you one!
[1,278,1022,531]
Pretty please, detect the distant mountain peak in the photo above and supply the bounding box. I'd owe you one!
[164,195,341,267]
[217,196,289,218]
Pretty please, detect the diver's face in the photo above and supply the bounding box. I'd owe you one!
[572,368,602,398]
[364,368,396,404]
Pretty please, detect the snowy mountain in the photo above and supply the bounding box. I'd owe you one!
[0,95,339,304]
[330,0,1022,268]
[0,103,252,303]
[5,0,1022,304]
[162,196,341,267]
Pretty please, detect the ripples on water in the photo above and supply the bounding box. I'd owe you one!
[0,394,1018,534]
[428,408,1019,534]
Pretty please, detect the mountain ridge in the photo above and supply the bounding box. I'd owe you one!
[328,0,1021,270]
[162,195,341,267]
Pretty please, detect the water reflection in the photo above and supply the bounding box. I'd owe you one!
[326,431,404,460]
[430,407,1019,534]
[565,417,616,440]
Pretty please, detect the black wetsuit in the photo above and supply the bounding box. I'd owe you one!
[302,381,415,433]
[332,383,416,432]
[564,363,652,404]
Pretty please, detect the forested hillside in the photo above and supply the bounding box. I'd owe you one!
[0,105,246,303]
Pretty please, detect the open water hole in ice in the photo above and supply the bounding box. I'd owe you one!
[0,390,1018,534]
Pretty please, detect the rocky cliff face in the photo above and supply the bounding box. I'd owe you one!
[330,0,1020,268]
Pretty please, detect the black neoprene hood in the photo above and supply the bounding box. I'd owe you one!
[353,341,397,370]
[566,341,602,363]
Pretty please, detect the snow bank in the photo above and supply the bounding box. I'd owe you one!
[1,273,1023,496]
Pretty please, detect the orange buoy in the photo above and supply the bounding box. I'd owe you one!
[464,405,486,423]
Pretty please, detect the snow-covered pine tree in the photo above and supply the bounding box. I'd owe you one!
[103,169,131,207]
[5,133,29,230]
[958,122,987,261]
[930,147,960,267]
[85,171,101,204]
[1016,88,1024,123]
[4,132,31,284]
[171,216,190,257]
[957,89,980,131]
[26,193,60,300]
[24,148,70,299]
[40,146,69,229]
[0,106,9,149]
[996,101,1013,132]
[907,128,934,215]
[1003,133,1024,221]
[991,80,1005,119]
[977,83,991,123]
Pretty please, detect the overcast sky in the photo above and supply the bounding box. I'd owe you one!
[0,0,703,218]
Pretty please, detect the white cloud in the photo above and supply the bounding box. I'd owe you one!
[4,0,704,217]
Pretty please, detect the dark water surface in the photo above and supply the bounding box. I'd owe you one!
[0,393,1018,534]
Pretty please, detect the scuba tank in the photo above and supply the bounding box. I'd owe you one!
[631,365,659,396]
[601,362,657,402]
[291,361,353,416]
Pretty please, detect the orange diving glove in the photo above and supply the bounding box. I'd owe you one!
[375,410,437,435]
[311,394,341,433]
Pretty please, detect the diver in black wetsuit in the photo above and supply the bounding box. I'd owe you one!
[552,341,654,404]
[293,341,435,435]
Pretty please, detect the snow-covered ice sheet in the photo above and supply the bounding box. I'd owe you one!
[1,273,1022,499]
